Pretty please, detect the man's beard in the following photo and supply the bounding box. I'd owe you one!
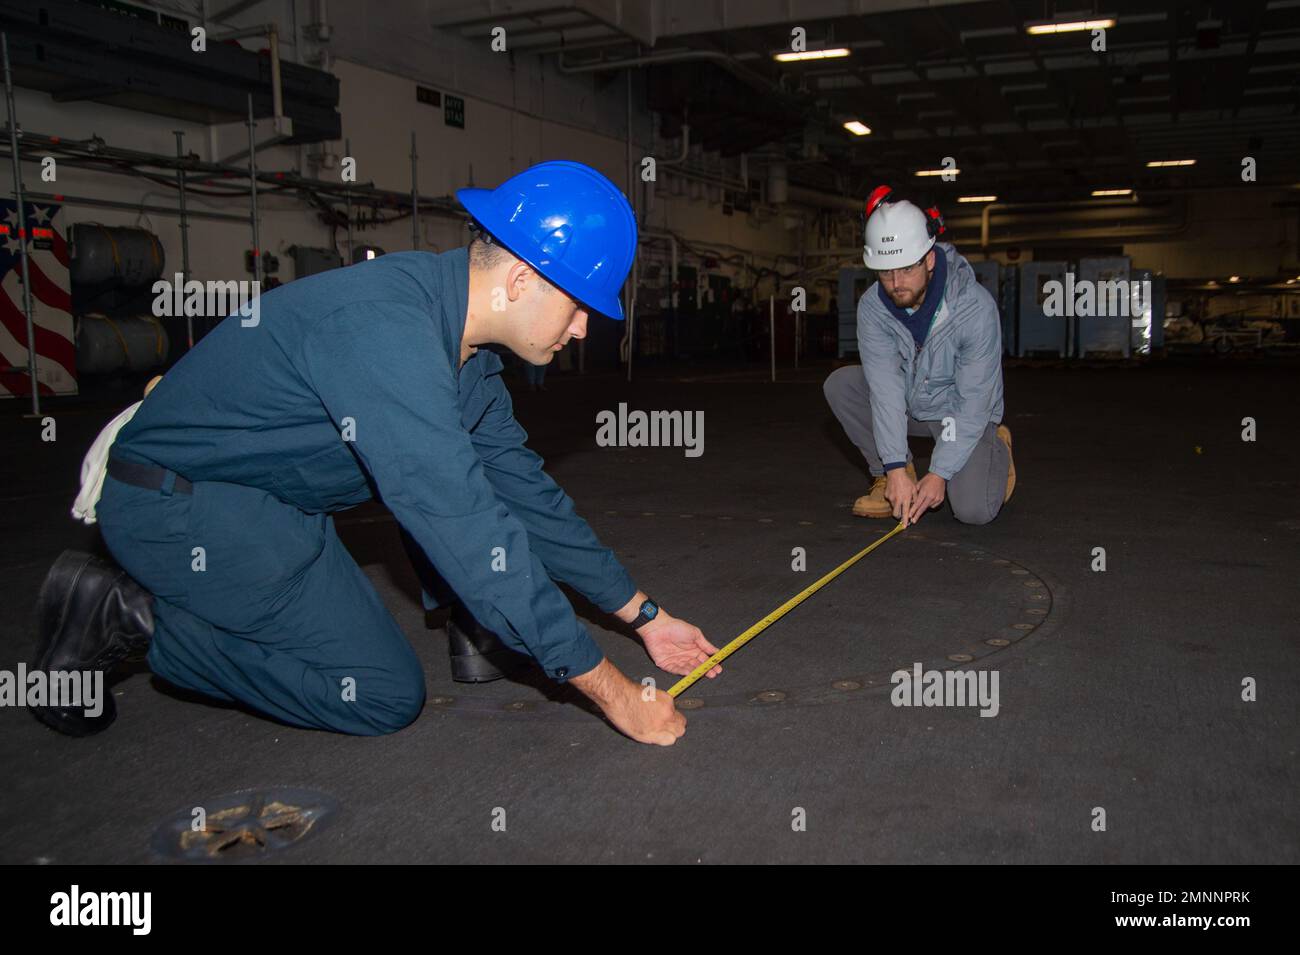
[888,270,931,308]
[889,288,922,307]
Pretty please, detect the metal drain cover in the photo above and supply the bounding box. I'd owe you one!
[151,787,338,862]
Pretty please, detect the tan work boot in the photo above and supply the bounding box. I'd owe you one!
[996,424,1015,503]
[852,461,917,517]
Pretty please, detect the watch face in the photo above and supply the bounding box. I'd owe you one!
[641,600,659,618]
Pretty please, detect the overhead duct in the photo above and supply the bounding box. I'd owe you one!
[0,0,340,142]
[559,47,782,98]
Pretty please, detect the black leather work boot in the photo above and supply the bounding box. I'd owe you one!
[446,604,529,683]
[29,550,155,737]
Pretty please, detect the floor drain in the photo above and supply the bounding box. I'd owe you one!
[151,788,337,863]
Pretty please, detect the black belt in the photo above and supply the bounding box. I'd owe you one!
[107,456,193,495]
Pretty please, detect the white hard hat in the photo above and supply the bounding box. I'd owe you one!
[862,188,938,270]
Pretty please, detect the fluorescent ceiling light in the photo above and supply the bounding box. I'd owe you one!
[842,120,872,136]
[1146,159,1196,167]
[958,195,998,203]
[1091,188,1133,196]
[1027,18,1116,35]
[774,48,851,62]
[915,168,959,177]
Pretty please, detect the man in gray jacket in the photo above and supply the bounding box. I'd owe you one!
[824,189,1016,526]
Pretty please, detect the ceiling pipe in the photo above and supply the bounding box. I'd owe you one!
[978,198,1190,249]
[981,197,1140,249]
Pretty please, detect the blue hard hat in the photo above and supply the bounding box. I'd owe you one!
[457,160,637,321]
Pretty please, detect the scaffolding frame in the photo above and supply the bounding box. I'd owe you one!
[2,28,465,405]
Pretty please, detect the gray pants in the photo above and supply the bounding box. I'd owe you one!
[823,364,1010,525]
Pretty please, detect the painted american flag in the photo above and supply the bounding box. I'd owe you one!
[1,200,75,397]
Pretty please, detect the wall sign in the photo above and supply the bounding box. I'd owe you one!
[445,95,465,129]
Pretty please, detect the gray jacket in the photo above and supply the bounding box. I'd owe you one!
[856,242,1004,480]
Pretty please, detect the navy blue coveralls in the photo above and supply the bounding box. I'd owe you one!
[98,248,637,735]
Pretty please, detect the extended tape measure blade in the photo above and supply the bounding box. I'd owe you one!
[666,522,906,699]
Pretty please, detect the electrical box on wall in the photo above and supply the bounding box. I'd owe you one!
[289,246,343,279]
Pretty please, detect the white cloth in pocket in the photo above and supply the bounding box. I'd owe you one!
[72,400,143,525]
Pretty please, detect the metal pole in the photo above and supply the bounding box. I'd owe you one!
[769,294,775,383]
[246,95,261,289]
[268,25,283,121]
[409,131,419,250]
[793,275,801,370]
[344,136,353,264]
[623,69,632,382]
[173,130,193,349]
[625,287,634,382]
[3,33,41,416]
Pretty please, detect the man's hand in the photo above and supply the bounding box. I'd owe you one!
[907,473,946,524]
[569,658,686,746]
[639,610,721,680]
[886,467,919,526]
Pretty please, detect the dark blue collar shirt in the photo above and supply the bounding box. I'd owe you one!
[112,247,635,682]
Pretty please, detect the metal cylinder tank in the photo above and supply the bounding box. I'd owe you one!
[69,225,165,287]
[76,314,170,374]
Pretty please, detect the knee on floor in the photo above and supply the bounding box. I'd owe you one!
[346,664,427,736]
[952,502,999,526]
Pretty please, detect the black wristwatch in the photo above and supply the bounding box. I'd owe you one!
[631,598,660,629]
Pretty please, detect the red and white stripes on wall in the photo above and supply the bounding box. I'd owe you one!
[0,201,75,397]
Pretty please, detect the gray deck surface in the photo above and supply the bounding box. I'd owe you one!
[2,359,1295,863]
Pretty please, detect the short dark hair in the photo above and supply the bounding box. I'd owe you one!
[468,234,512,270]
[468,233,554,292]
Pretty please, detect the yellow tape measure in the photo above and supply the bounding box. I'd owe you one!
[667,521,908,699]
